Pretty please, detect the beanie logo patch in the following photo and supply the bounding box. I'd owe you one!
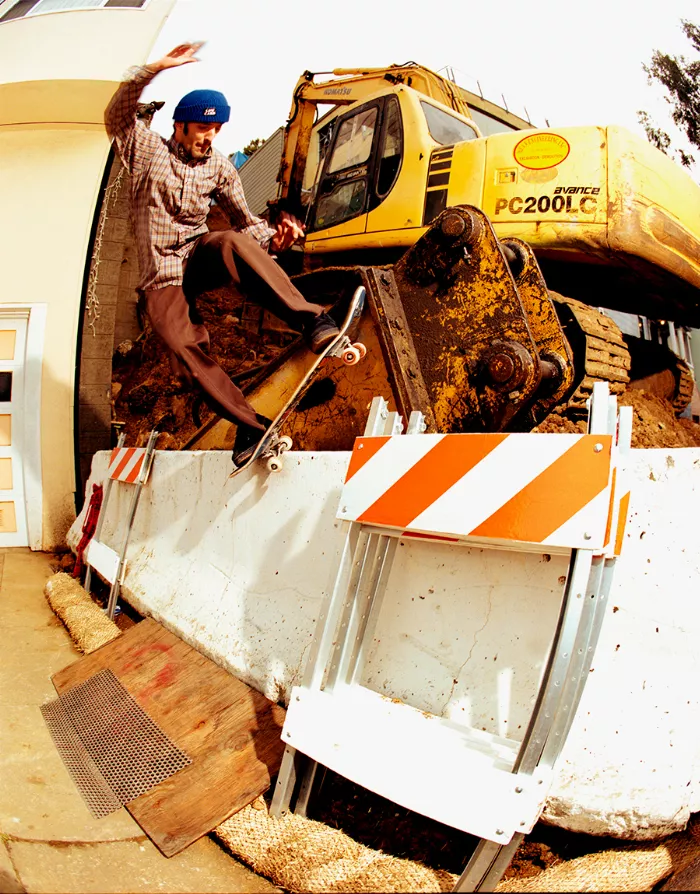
[203,107,216,116]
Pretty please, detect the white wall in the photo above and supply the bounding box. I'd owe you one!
[0,2,175,89]
[0,0,176,547]
[69,446,700,840]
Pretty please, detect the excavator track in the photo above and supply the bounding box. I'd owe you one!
[551,293,631,413]
[672,358,695,415]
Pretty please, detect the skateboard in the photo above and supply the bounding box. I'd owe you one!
[230,285,367,476]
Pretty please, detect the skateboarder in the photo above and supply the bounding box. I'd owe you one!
[104,43,340,466]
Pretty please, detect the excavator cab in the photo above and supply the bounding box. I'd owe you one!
[299,87,485,262]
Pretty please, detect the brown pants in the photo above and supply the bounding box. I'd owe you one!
[144,230,323,429]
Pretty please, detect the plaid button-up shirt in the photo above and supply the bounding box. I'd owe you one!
[105,67,276,291]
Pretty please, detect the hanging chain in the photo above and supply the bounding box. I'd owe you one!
[85,165,125,337]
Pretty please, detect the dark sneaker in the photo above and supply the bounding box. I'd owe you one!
[304,312,340,354]
[232,414,273,467]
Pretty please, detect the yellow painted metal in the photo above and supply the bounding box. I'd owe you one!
[283,62,700,323]
[501,238,575,421]
[606,126,700,293]
[303,212,370,245]
[303,87,472,251]
[304,89,486,255]
[392,207,542,432]
[305,227,427,257]
[279,64,484,206]
[255,62,700,438]
[442,139,488,212]
[363,89,434,236]
[187,344,319,452]
[482,126,609,232]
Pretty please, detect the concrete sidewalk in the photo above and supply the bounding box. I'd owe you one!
[0,548,277,894]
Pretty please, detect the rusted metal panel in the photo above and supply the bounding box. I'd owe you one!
[392,206,543,432]
[361,267,436,432]
[502,237,574,426]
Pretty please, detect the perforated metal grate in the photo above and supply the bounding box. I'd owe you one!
[42,668,191,818]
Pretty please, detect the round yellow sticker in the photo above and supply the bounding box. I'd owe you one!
[514,133,570,170]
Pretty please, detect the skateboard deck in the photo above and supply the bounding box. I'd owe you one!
[230,286,367,476]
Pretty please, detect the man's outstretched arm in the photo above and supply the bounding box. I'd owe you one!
[216,165,306,254]
[215,164,278,249]
[104,43,202,172]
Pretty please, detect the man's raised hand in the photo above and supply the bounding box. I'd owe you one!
[146,43,205,74]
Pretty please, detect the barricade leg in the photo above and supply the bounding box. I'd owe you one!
[271,398,402,818]
[295,532,397,817]
[84,433,125,595]
[105,429,158,619]
[270,523,370,816]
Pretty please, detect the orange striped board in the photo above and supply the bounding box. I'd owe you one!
[613,490,631,557]
[108,447,150,484]
[338,433,615,550]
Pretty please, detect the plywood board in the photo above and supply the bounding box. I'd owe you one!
[52,618,286,857]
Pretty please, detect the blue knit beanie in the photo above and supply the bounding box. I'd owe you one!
[173,89,230,124]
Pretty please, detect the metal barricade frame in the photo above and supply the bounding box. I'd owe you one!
[271,385,632,891]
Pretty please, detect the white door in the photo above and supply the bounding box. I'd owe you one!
[0,317,29,546]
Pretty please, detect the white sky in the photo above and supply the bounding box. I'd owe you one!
[141,0,698,174]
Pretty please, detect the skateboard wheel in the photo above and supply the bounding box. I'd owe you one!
[354,342,367,360]
[278,436,293,452]
[342,345,361,365]
[267,455,284,473]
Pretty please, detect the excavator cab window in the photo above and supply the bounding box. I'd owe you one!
[327,107,377,173]
[311,102,381,231]
[310,97,404,231]
[420,100,479,144]
[375,96,403,199]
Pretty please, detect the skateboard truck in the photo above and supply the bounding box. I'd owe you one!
[333,338,367,367]
[259,434,294,473]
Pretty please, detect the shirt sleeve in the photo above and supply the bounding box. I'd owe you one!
[104,65,160,174]
[214,159,277,249]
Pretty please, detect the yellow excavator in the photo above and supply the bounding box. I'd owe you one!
[191,63,700,450]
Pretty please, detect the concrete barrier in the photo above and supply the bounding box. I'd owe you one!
[68,446,700,839]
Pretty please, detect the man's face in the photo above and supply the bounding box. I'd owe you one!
[173,120,222,159]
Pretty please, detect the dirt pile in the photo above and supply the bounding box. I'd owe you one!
[535,389,700,448]
[306,768,567,880]
[112,208,700,450]
[111,286,290,448]
[115,305,700,449]
[111,205,296,448]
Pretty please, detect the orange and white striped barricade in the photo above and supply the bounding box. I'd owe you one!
[271,385,633,892]
[84,429,159,620]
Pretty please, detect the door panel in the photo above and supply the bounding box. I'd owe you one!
[306,102,383,244]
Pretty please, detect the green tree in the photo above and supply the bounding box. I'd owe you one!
[638,20,699,168]
[243,137,265,157]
